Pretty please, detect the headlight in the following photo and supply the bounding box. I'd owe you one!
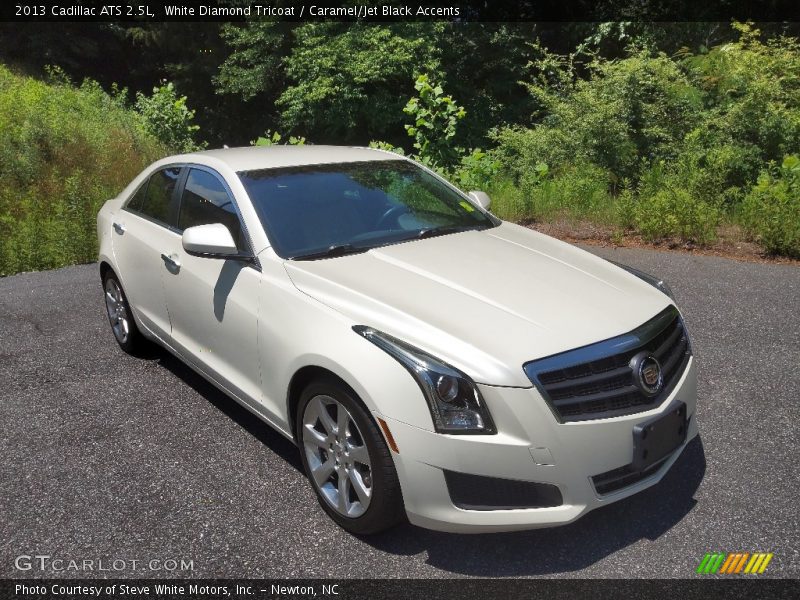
[610,260,675,300]
[353,326,496,435]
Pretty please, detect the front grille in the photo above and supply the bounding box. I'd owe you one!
[524,306,691,422]
[443,470,563,510]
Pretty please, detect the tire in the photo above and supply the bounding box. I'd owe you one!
[297,377,404,535]
[102,271,147,355]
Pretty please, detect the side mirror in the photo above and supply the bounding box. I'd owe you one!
[468,190,491,211]
[182,223,251,261]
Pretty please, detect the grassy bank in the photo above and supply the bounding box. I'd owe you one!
[0,66,167,276]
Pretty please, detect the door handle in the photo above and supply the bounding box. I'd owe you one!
[160,253,181,270]
[113,222,126,234]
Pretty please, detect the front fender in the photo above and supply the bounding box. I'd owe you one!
[255,255,436,433]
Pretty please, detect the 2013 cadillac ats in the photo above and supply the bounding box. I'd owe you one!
[97,146,697,534]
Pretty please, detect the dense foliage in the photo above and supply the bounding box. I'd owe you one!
[489,24,800,253]
[0,21,798,275]
[741,155,800,257]
[0,66,168,275]
[134,82,204,153]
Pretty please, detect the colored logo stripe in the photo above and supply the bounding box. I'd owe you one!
[697,553,725,574]
[697,552,773,574]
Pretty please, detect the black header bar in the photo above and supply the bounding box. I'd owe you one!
[1,0,799,23]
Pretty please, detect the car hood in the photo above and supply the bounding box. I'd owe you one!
[283,222,671,387]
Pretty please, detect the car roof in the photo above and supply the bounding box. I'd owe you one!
[176,145,405,172]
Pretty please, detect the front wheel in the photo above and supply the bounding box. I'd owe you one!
[297,378,404,535]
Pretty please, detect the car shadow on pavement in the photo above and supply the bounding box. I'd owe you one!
[364,435,706,576]
[153,347,305,473]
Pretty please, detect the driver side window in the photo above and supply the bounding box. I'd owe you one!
[178,168,246,250]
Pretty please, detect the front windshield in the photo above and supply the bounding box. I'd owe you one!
[238,160,498,259]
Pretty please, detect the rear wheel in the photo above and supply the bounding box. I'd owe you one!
[103,272,146,354]
[297,377,404,535]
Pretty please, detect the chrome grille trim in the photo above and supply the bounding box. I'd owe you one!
[523,306,691,422]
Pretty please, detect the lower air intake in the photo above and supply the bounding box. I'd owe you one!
[443,470,563,510]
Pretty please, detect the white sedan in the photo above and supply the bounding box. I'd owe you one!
[97,146,697,534]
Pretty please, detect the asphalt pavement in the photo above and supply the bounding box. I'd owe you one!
[0,246,798,578]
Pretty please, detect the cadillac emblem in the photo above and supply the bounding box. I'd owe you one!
[630,352,663,396]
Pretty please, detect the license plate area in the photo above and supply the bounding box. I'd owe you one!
[631,401,687,471]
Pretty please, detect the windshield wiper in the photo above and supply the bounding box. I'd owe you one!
[415,225,483,240]
[291,243,369,261]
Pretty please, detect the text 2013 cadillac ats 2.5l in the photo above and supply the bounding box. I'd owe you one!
[97,146,697,534]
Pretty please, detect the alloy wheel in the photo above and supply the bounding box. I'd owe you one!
[302,394,373,518]
[104,278,130,345]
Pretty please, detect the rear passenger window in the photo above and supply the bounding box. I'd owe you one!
[137,167,181,225]
[178,169,245,249]
[126,180,149,212]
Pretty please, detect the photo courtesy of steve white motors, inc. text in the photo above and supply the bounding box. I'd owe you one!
[14,583,338,597]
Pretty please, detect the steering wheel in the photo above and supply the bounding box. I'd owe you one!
[376,205,411,229]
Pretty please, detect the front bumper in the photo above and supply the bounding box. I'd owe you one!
[379,357,697,533]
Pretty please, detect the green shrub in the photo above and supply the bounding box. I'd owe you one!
[135,82,204,153]
[526,164,614,223]
[673,26,800,207]
[494,50,702,185]
[669,139,757,208]
[371,76,498,195]
[486,24,800,254]
[484,178,529,222]
[614,186,638,229]
[0,65,167,275]
[617,161,721,243]
[633,188,720,244]
[402,74,467,170]
[473,157,613,224]
[491,162,614,224]
[741,155,800,257]
[451,149,500,191]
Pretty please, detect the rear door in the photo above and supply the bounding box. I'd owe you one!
[111,166,183,339]
[160,166,263,406]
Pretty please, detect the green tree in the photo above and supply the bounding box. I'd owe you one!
[403,74,466,169]
[135,82,203,153]
[435,23,540,145]
[276,23,443,144]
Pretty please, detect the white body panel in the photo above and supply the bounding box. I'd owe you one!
[97,146,699,533]
[162,234,264,412]
[110,212,173,337]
